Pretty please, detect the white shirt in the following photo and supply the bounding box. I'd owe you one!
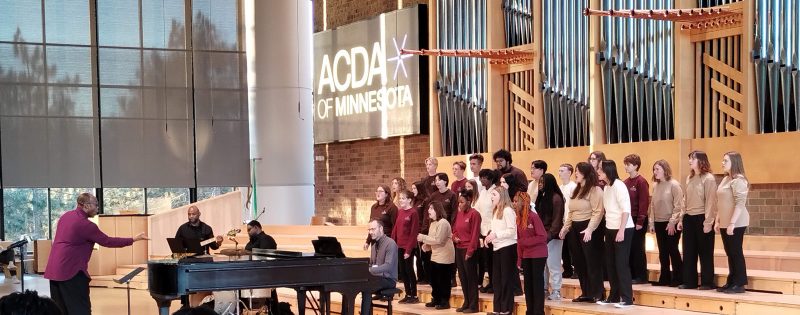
[603,180,634,229]
[490,206,517,250]
[476,184,496,236]
[560,181,577,223]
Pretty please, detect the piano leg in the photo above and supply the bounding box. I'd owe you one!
[151,297,172,315]
[320,290,330,315]
[296,288,307,315]
[359,289,373,315]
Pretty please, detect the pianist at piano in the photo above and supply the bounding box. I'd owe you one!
[44,193,149,315]
[367,219,399,297]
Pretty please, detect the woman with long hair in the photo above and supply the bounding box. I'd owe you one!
[536,173,565,300]
[501,173,526,296]
[391,177,408,206]
[418,202,455,309]
[715,151,750,294]
[517,190,548,315]
[558,162,605,303]
[392,189,420,304]
[366,185,398,246]
[465,179,480,207]
[677,150,717,290]
[596,160,634,308]
[484,186,518,315]
[452,189,482,312]
[648,160,684,287]
[411,180,431,284]
[588,151,607,187]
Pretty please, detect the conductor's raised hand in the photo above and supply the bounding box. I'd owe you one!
[133,232,149,242]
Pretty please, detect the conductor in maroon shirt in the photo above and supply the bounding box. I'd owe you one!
[44,193,148,315]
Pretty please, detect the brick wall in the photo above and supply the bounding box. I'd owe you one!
[314,135,431,225]
[314,0,427,32]
[746,183,800,235]
[312,0,430,225]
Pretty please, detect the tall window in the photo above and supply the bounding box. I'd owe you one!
[3,189,49,240]
[0,0,249,239]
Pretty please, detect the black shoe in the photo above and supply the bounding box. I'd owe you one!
[716,284,730,292]
[398,296,410,304]
[436,304,451,310]
[405,296,420,304]
[480,286,493,293]
[723,285,746,294]
[571,296,593,303]
[652,281,668,286]
[425,301,437,307]
[418,280,429,285]
[698,285,715,290]
[514,290,523,296]
[669,281,683,287]
[455,307,465,312]
[563,272,574,278]
[462,309,478,313]
[678,284,697,289]
[632,278,648,285]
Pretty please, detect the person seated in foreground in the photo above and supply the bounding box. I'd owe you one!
[0,290,62,315]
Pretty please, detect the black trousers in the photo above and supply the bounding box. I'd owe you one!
[630,220,649,281]
[569,220,605,300]
[654,221,683,285]
[521,257,546,315]
[492,244,517,313]
[50,272,92,315]
[721,227,748,287]
[562,234,574,276]
[477,241,493,288]
[455,248,479,310]
[682,214,715,287]
[605,228,634,304]
[431,262,454,305]
[398,248,418,296]
[415,244,427,283]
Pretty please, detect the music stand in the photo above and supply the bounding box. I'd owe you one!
[113,267,145,315]
[312,236,346,258]
[6,239,28,292]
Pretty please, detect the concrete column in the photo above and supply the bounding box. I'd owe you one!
[244,0,314,225]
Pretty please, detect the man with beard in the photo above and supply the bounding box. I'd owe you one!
[175,205,224,255]
[245,220,277,251]
[45,193,148,315]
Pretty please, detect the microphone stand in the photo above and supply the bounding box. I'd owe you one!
[114,267,146,315]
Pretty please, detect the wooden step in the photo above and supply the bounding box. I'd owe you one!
[557,278,800,314]
[275,287,710,315]
[644,234,800,253]
[647,249,800,272]
[645,263,800,295]
[263,225,368,236]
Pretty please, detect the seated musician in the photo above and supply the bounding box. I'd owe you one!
[239,220,278,311]
[367,219,398,298]
[245,220,277,251]
[175,206,224,255]
[0,245,20,283]
[175,205,223,308]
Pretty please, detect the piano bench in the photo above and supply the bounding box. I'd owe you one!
[371,288,401,315]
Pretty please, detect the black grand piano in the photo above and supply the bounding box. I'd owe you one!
[148,250,377,315]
